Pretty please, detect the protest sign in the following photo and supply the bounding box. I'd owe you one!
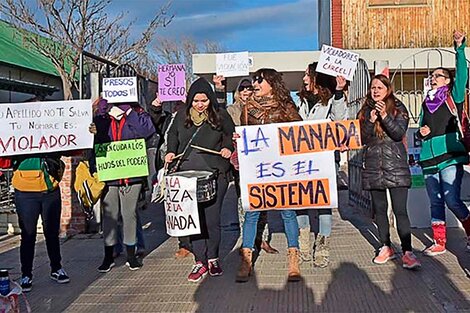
[158,64,186,101]
[164,175,201,236]
[102,76,138,103]
[0,100,93,156]
[216,51,250,77]
[317,45,360,81]
[94,138,148,181]
[236,119,362,211]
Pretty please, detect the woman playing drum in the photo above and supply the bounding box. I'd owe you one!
[165,78,235,282]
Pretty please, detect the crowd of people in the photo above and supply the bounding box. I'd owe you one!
[3,30,470,291]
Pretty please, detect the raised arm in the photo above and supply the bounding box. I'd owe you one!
[452,30,468,104]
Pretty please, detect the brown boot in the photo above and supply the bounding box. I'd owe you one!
[174,247,191,259]
[287,248,301,282]
[261,241,279,254]
[236,248,252,283]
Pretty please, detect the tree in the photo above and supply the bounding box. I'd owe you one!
[0,0,174,100]
[155,36,224,86]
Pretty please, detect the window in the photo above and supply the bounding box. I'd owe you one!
[369,0,428,6]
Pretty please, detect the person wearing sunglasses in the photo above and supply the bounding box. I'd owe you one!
[417,30,470,256]
[295,62,347,268]
[236,68,302,283]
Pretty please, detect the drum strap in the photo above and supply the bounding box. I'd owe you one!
[170,126,203,173]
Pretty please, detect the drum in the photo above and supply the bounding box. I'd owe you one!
[167,170,217,202]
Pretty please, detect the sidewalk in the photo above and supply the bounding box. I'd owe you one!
[0,187,469,312]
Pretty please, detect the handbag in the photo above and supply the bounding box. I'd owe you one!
[445,95,470,152]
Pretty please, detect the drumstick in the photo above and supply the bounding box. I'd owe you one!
[191,145,222,155]
[173,152,185,159]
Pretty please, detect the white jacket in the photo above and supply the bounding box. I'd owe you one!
[297,96,347,121]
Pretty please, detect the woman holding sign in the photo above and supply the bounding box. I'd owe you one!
[358,74,420,269]
[236,68,302,283]
[165,78,235,283]
[417,30,470,256]
[295,62,347,268]
[94,99,156,272]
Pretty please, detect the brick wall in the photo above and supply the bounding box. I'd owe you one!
[331,0,343,48]
[59,156,86,237]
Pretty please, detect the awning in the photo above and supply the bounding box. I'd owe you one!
[0,76,59,96]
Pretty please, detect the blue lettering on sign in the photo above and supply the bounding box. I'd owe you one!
[256,161,286,178]
[240,127,270,156]
[292,160,319,175]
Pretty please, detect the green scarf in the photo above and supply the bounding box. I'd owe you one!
[189,107,208,126]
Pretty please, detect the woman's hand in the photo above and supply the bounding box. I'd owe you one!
[151,95,162,107]
[369,109,378,123]
[88,123,97,135]
[213,75,225,89]
[375,101,387,119]
[336,76,347,91]
[339,144,349,152]
[420,125,431,137]
[454,30,466,48]
[220,148,231,159]
[165,153,175,163]
[232,132,240,141]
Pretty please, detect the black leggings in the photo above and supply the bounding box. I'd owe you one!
[370,188,412,253]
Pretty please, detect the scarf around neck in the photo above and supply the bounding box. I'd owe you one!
[189,107,208,126]
[425,85,449,114]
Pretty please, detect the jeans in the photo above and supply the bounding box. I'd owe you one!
[15,189,62,277]
[370,188,412,252]
[242,210,299,249]
[424,164,470,223]
[296,209,332,236]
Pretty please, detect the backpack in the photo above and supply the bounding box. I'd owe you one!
[11,157,62,192]
[445,95,470,152]
[73,161,105,220]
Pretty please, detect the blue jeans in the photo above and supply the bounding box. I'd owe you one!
[424,164,470,223]
[242,210,299,249]
[296,210,332,236]
[15,189,62,277]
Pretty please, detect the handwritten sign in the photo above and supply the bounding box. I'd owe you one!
[0,100,93,156]
[164,175,201,236]
[94,139,148,181]
[158,64,186,101]
[216,51,250,77]
[102,76,138,103]
[236,119,362,211]
[317,45,360,81]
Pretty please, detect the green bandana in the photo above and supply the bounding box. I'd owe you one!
[189,107,208,126]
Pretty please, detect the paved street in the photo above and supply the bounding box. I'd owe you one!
[0,186,469,312]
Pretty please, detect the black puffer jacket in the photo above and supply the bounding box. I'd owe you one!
[360,100,411,190]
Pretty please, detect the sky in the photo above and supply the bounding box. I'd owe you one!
[111,0,319,52]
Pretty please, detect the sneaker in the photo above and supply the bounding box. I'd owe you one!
[20,276,32,292]
[208,259,223,276]
[423,243,446,256]
[187,261,208,282]
[50,269,70,284]
[98,260,115,273]
[402,251,421,270]
[126,257,143,271]
[373,246,396,264]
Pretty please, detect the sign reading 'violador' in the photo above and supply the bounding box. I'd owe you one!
[94,138,149,181]
[236,119,362,211]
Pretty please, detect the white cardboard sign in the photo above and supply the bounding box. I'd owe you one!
[0,100,93,156]
[317,45,360,81]
[102,76,138,103]
[164,175,201,236]
[216,51,250,77]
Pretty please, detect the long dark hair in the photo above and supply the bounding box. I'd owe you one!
[184,94,220,129]
[254,68,294,107]
[298,62,336,106]
[358,74,406,139]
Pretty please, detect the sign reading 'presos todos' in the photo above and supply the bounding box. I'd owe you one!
[0,100,93,156]
[316,45,360,81]
[157,64,186,101]
[94,139,149,181]
[102,76,138,103]
[236,119,362,211]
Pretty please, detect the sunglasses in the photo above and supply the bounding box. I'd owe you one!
[238,86,253,92]
[252,76,264,84]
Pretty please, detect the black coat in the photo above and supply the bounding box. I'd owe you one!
[360,100,411,190]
